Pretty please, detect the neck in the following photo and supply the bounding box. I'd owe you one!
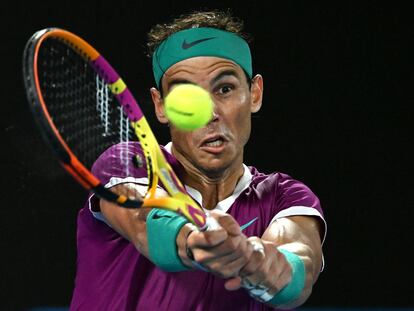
[172,148,244,210]
[186,165,244,210]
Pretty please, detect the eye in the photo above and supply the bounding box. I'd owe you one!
[216,84,233,95]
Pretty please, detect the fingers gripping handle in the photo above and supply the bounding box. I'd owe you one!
[203,212,221,231]
[185,212,221,272]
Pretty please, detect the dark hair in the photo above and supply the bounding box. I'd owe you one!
[146,9,252,58]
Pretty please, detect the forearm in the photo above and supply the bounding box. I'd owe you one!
[101,197,199,273]
[100,196,152,257]
[266,241,319,309]
[100,188,236,274]
[266,216,323,282]
[232,216,323,309]
[176,223,199,268]
[98,181,196,265]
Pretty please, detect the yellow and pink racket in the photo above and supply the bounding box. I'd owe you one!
[22,28,213,229]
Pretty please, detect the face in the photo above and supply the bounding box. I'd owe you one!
[151,56,263,178]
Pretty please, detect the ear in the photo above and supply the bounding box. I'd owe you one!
[250,74,263,113]
[150,87,168,124]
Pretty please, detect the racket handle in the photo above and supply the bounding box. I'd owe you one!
[200,212,221,231]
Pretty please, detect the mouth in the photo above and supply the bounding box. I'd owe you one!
[200,135,227,151]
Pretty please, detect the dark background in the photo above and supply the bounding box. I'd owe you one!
[1,1,412,310]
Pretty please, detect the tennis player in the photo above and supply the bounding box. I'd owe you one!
[70,9,326,311]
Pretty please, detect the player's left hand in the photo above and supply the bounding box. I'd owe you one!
[224,236,292,296]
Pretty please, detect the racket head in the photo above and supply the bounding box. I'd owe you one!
[22,28,208,228]
[23,27,143,208]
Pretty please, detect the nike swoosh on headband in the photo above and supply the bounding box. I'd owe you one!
[182,37,217,49]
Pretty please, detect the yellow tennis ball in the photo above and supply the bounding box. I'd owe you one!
[164,84,213,131]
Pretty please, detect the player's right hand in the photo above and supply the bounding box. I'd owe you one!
[185,210,254,278]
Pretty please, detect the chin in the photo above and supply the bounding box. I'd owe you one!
[198,161,233,178]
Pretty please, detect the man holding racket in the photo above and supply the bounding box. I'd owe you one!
[70,10,326,311]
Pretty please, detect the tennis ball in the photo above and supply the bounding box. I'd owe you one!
[164,84,213,131]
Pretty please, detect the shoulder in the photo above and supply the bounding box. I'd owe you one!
[241,166,326,243]
[248,167,316,199]
[91,141,145,181]
[89,142,179,186]
[242,166,324,221]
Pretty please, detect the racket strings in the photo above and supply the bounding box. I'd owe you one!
[37,38,135,169]
[27,30,208,220]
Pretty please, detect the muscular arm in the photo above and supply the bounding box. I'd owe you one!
[99,183,253,275]
[226,215,324,309]
[99,183,152,256]
[262,216,323,308]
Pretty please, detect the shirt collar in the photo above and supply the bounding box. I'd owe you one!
[164,142,252,212]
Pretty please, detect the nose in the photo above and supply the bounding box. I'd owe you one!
[209,102,219,123]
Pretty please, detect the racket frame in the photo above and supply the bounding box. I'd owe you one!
[22,28,208,228]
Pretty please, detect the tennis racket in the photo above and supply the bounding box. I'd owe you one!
[22,28,216,230]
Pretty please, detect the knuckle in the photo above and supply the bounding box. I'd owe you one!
[242,262,257,275]
[221,267,237,278]
[228,236,241,250]
[247,236,260,243]
[209,262,237,279]
[237,251,247,262]
[220,270,233,278]
[209,262,222,274]
[256,270,266,281]
[186,232,199,247]
[231,254,247,269]
[217,213,234,225]
[193,251,208,264]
